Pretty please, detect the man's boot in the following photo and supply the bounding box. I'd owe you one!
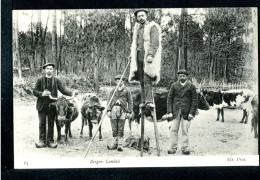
[47,142,58,148]
[107,137,118,150]
[35,140,46,148]
[117,137,124,152]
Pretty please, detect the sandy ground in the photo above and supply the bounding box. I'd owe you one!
[13,94,258,161]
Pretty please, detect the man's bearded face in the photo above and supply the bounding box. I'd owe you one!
[45,66,54,76]
[136,11,147,24]
[178,74,188,83]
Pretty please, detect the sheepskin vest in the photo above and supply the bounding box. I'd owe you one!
[129,21,162,85]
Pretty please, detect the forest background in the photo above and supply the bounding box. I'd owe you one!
[13,8,258,97]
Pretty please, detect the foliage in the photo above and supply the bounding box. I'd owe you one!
[14,8,256,97]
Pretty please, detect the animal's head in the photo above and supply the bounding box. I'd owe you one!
[81,95,105,121]
[202,89,208,97]
[87,105,105,121]
[197,92,210,110]
[55,97,71,127]
[141,103,155,122]
[202,90,215,106]
[49,93,76,127]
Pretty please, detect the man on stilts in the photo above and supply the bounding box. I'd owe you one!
[128,9,162,121]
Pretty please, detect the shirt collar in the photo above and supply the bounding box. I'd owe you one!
[45,74,53,78]
[179,81,187,86]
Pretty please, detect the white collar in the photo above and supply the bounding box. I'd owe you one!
[45,75,53,78]
[180,81,187,86]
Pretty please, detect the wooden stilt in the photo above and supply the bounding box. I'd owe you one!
[140,80,145,157]
[152,89,160,156]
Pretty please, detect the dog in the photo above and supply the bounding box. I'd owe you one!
[123,135,151,154]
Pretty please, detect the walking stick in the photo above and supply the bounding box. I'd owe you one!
[152,88,160,156]
[84,58,131,157]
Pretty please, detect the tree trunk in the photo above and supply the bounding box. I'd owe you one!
[208,26,213,80]
[223,59,227,82]
[129,10,134,44]
[30,11,35,74]
[52,10,58,74]
[183,9,188,70]
[15,11,22,79]
[177,8,184,71]
[114,39,117,73]
[58,10,63,72]
[212,56,216,81]
[37,11,41,72]
[94,45,99,92]
[40,11,49,71]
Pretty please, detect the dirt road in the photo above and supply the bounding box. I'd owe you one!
[14,95,258,160]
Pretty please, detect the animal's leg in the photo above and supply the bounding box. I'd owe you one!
[128,118,132,135]
[244,110,248,124]
[56,120,61,142]
[88,120,93,139]
[69,124,72,138]
[137,114,140,124]
[254,121,258,138]
[98,121,103,141]
[240,110,246,123]
[216,108,220,121]
[80,117,84,137]
[65,124,69,144]
[147,148,151,154]
[221,108,224,122]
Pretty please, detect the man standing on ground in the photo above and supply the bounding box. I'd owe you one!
[107,75,133,151]
[128,9,162,121]
[33,63,76,148]
[166,69,198,155]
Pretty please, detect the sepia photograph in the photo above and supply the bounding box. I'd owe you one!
[12,8,258,168]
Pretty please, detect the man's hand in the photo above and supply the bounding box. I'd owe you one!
[107,111,111,118]
[162,113,173,120]
[42,90,51,96]
[73,90,78,96]
[126,112,131,119]
[168,113,173,119]
[146,55,153,63]
[188,114,194,120]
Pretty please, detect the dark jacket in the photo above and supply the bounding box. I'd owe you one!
[167,81,198,120]
[107,86,133,113]
[33,76,73,111]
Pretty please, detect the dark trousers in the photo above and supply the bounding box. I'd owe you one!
[38,104,56,144]
[137,51,153,103]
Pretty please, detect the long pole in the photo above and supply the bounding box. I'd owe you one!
[140,78,145,157]
[152,89,160,156]
[84,58,131,157]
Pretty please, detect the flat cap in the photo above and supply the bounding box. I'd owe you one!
[43,63,55,69]
[134,8,148,16]
[178,69,189,75]
[114,74,126,80]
